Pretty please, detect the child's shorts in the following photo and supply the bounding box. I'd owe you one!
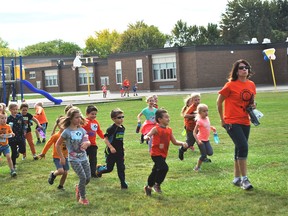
[53,158,70,171]
[0,145,10,155]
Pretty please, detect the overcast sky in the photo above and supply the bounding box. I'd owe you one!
[0,0,229,50]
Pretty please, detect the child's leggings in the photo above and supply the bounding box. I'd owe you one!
[147,156,168,187]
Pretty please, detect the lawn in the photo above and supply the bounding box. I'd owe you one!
[0,91,287,216]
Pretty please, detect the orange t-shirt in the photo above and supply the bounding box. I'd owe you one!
[150,125,172,158]
[218,79,256,126]
[184,104,197,131]
[0,124,13,146]
[82,118,104,146]
[41,131,68,158]
[123,79,130,87]
[34,106,48,124]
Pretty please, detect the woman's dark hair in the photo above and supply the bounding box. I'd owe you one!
[228,59,254,81]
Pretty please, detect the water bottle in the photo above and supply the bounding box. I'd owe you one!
[213,132,220,144]
[136,122,141,133]
[37,128,46,139]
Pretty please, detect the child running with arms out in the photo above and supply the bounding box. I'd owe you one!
[178,93,201,160]
[82,105,104,178]
[0,112,16,177]
[137,96,157,149]
[96,108,128,189]
[34,102,48,144]
[193,104,216,172]
[143,108,188,196]
[56,107,91,205]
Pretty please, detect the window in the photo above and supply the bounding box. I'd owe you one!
[79,67,94,85]
[100,76,109,86]
[136,59,143,83]
[29,71,36,79]
[152,53,177,81]
[115,61,122,84]
[45,70,58,87]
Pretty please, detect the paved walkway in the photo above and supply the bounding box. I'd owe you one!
[20,85,288,107]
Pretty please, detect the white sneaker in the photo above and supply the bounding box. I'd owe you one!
[241,178,253,190]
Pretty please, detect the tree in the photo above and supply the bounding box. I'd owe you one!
[21,40,81,56]
[169,20,222,46]
[84,29,120,58]
[117,21,166,52]
[0,37,18,57]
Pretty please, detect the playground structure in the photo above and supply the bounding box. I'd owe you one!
[0,56,62,105]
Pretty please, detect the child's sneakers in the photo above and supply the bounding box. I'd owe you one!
[144,185,152,196]
[240,177,253,190]
[121,182,128,190]
[153,183,162,193]
[79,198,89,205]
[10,170,17,177]
[193,166,201,172]
[48,171,56,185]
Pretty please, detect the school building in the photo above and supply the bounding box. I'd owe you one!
[16,42,288,94]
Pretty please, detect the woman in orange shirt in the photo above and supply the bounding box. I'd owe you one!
[217,59,256,190]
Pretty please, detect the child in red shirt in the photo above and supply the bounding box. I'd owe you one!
[82,105,104,178]
[143,108,187,196]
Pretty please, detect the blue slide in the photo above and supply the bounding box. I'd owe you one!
[21,80,63,105]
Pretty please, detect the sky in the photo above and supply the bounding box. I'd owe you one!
[0,0,229,50]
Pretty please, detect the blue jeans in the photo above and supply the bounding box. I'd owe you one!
[225,124,250,160]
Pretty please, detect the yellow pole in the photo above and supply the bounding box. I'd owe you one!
[269,58,277,91]
[83,66,90,97]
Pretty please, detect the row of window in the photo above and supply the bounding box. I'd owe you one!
[29,53,177,87]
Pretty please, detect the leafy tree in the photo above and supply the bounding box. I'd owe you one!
[0,37,18,56]
[21,40,81,56]
[84,29,120,58]
[117,21,166,52]
[169,20,222,46]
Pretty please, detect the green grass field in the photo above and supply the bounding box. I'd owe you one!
[1,91,287,216]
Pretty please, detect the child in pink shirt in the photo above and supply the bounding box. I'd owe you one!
[193,104,216,171]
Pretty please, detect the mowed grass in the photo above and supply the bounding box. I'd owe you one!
[1,91,287,216]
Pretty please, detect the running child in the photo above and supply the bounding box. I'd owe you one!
[96,108,128,189]
[193,104,216,171]
[56,107,91,205]
[0,112,16,177]
[7,103,26,167]
[51,104,74,136]
[143,108,188,196]
[20,103,42,160]
[82,105,104,178]
[34,102,48,143]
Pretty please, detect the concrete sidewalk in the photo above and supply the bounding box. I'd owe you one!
[19,84,288,108]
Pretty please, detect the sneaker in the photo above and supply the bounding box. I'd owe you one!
[203,158,212,163]
[144,185,152,196]
[22,156,26,160]
[178,147,184,160]
[48,172,56,185]
[193,166,201,172]
[75,184,80,201]
[232,178,241,187]
[153,183,162,193]
[36,140,41,144]
[33,154,39,160]
[121,182,128,190]
[11,170,17,177]
[79,198,89,205]
[57,185,65,191]
[42,139,46,143]
[240,178,253,190]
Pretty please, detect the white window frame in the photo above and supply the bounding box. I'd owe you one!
[29,71,36,79]
[115,61,122,84]
[152,53,177,82]
[100,76,109,86]
[136,59,143,83]
[45,70,58,87]
[79,67,94,85]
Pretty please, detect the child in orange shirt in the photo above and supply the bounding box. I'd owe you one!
[82,105,104,178]
[193,104,216,172]
[34,102,48,144]
[0,112,16,177]
[143,108,188,196]
[38,122,69,190]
